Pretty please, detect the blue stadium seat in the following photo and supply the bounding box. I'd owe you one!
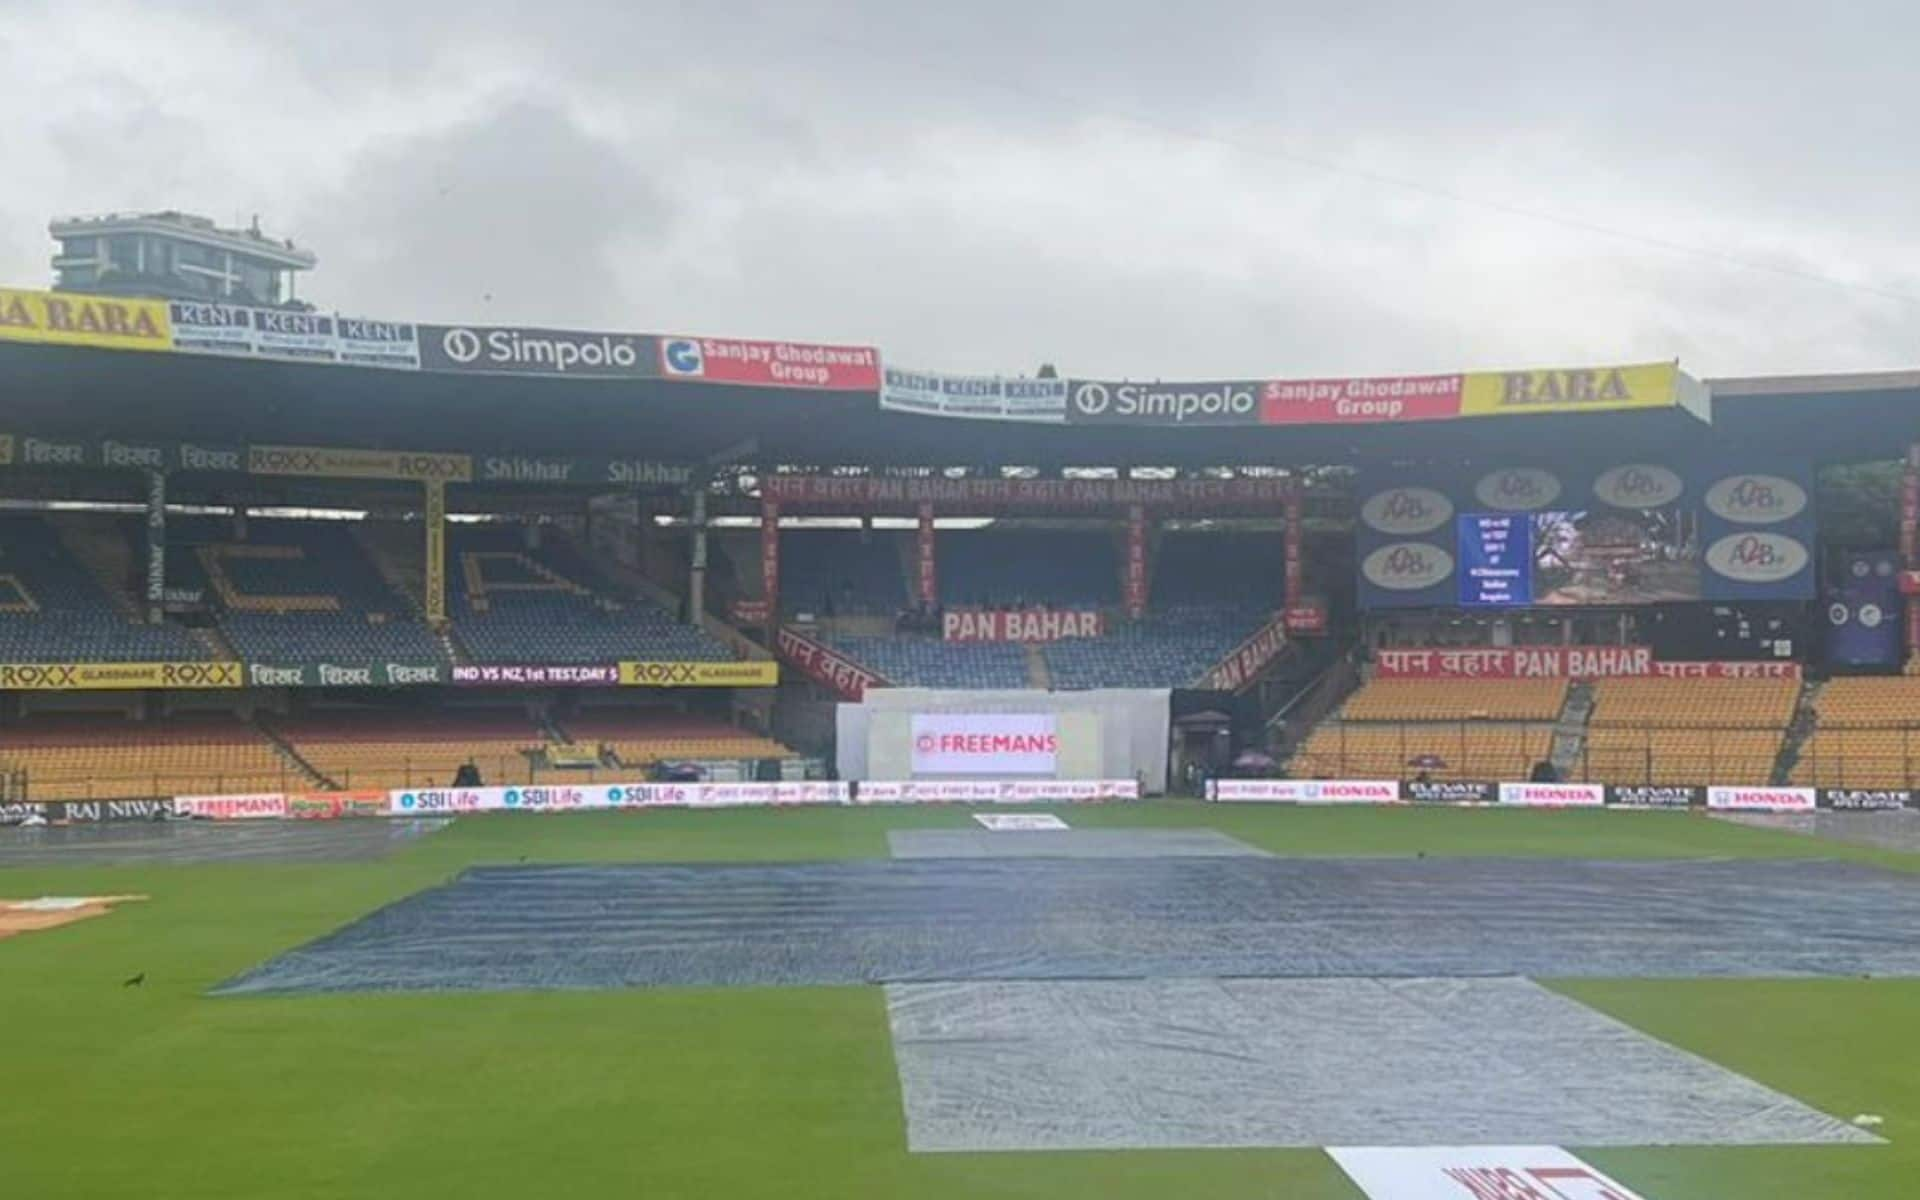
[0,515,210,662]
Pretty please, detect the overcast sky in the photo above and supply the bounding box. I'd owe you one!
[3,1,1915,380]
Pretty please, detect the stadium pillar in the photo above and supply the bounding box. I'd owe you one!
[423,480,447,626]
[916,502,937,609]
[1905,445,1920,657]
[144,469,166,624]
[1124,504,1148,620]
[689,486,708,625]
[761,499,780,625]
[1284,478,1305,608]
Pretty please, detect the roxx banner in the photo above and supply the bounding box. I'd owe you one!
[0,662,242,690]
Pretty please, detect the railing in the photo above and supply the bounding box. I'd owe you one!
[1789,726,1920,788]
[1291,721,1791,787]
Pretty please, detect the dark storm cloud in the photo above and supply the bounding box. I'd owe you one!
[1,0,1916,377]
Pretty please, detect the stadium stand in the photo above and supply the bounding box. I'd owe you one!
[0,514,211,662]
[1339,678,1569,723]
[777,530,907,615]
[1150,532,1285,609]
[825,635,1033,689]
[267,709,547,792]
[558,710,796,767]
[1042,610,1268,690]
[1579,677,1799,785]
[1790,678,1920,787]
[0,714,293,800]
[937,529,1118,608]
[450,525,731,664]
[168,517,443,665]
[1287,677,1567,780]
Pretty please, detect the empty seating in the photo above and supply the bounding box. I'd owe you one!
[827,636,1031,689]
[1340,678,1569,722]
[1588,678,1798,729]
[1292,722,1554,781]
[560,711,796,766]
[1043,611,1267,689]
[777,530,908,615]
[1789,678,1920,787]
[1152,533,1285,609]
[269,710,545,792]
[0,715,291,801]
[0,515,210,662]
[938,530,1117,609]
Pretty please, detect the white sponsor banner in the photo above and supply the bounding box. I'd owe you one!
[974,813,1071,831]
[1329,1145,1652,1199]
[1498,782,1606,808]
[942,608,1104,642]
[857,779,1137,805]
[167,302,420,369]
[1707,785,1816,812]
[911,713,1059,776]
[1210,779,1401,804]
[173,793,287,820]
[880,367,1068,423]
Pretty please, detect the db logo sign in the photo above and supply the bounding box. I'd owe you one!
[1707,532,1809,583]
[440,327,483,363]
[1360,486,1452,535]
[662,338,705,376]
[1705,474,1807,524]
[1072,382,1111,415]
[1593,464,1683,509]
[1473,467,1561,511]
[1362,542,1454,590]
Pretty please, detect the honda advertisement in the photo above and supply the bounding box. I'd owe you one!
[910,713,1058,776]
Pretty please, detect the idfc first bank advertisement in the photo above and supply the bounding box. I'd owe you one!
[911,713,1059,776]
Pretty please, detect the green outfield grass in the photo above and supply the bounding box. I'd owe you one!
[0,805,1912,1199]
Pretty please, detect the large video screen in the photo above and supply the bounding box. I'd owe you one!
[1358,462,1812,610]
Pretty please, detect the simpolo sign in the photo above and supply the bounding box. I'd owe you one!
[417,324,657,379]
[1066,379,1261,426]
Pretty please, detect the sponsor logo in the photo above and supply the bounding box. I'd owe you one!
[1405,780,1496,804]
[246,444,472,483]
[0,661,241,690]
[617,661,779,687]
[178,443,243,471]
[247,664,305,687]
[174,793,286,820]
[1359,487,1454,536]
[1498,366,1634,406]
[318,663,375,686]
[662,338,705,376]
[1704,473,1808,524]
[1593,464,1684,509]
[46,799,172,823]
[1070,380,1258,424]
[1607,784,1700,808]
[482,456,576,483]
[388,664,443,685]
[1260,374,1466,424]
[1499,782,1605,807]
[1473,467,1562,511]
[22,438,85,466]
[1823,789,1910,811]
[1361,542,1455,591]
[942,609,1104,642]
[101,439,165,469]
[1705,532,1809,583]
[1707,785,1816,812]
[0,288,171,350]
[432,325,648,375]
[1211,780,1400,804]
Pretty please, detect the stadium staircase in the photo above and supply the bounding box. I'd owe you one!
[255,721,330,789]
[557,526,772,663]
[56,515,146,621]
[352,521,427,615]
[1771,677,1824,784]
[1023,643,1052,689]
[1549,680,1597,777]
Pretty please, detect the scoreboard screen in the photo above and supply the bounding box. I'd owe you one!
[1457,513,1532,605]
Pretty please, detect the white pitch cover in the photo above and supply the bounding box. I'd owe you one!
[1328,1145,1652,1199]
[973,813,1070,831]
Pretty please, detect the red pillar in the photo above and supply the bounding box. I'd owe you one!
[760,499,780,627]
[1124,504,1149,620]
[1905,446,1919,660]
[916,502,937,608]
[1284,478,1304,605]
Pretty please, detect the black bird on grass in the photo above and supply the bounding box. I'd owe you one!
[123,972,145,987]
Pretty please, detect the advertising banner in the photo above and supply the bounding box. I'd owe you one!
[247,443,472,483]
[856,779,1138,804]
[941,609,1104,642]
[1606,784,1702,808]
[1066,378,1261,426]
[1698,463,1816,602]
[418,323,654,378]
[616,660,779,687]
[287,791,389,820]
[659,335,880,390]
[475,454,691,487]
[759,475,1292,512]
[424,477,447,625]
[1707,785,1816,812]
[1820,788,1911,811]
[1260,374,1465,425]
[1459,361,1681,417]
[39,799,173,823]
[730,598,773,625]
[774,626,887,699]
[246,662,447,687]
[880,367,1068,422]
[916,502,937,607]
[1373,647,1801,681]
[1195,614,1289,691]
[1824,551,1902,669]
[168,303,421,366]
[0,661,242,690]
[450,664,616,686]
[1498,781,1605,808]
[1329,1145,1651,1200]
[911,713,1058,776]
[0,288,171,352]
[1125,504,1148,620]
[762,500,782,620]
[1209,779,1400,804]
[174,793,287,820]
[1405,780,1497,804]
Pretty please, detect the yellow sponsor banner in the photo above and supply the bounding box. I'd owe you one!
[0,288,172,352]
[0,661,242,691]
[618,660,780,688]
[1460,361,1678,418]
[247,443,472,483]
[423,479,447,623]
[0,434,12,466]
